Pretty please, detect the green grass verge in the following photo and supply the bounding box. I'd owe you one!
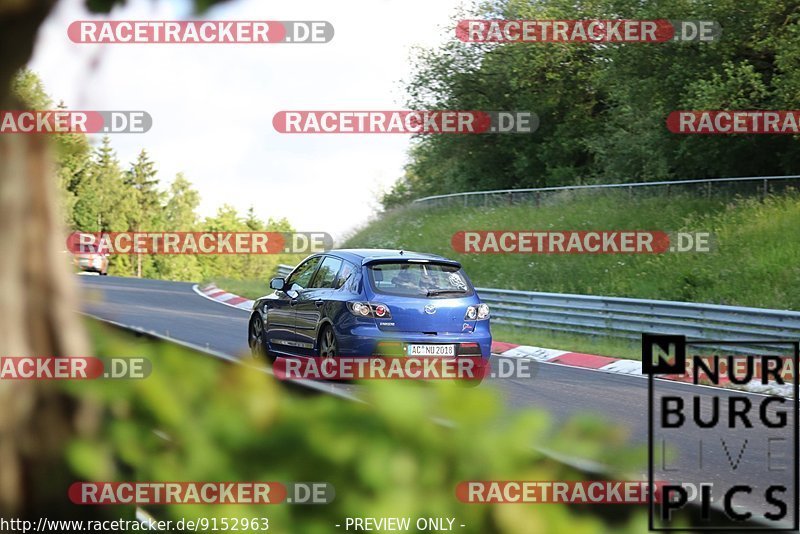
[205,276,270,300]
[343,191,800,310]
[491,324,643,361]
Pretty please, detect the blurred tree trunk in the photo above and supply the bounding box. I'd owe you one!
[0,0,91,518]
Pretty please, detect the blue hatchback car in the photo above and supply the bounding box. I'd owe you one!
[247,249,492,361]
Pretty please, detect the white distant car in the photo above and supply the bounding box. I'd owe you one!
[71,245,109,275]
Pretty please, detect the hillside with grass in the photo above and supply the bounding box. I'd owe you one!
[342,191,800,311]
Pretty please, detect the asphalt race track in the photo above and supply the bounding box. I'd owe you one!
[79,275,797,524]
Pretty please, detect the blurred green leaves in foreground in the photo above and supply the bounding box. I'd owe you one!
[57,320,648,533]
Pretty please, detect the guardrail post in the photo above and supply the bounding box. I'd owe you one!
[763,178,768,199]
[706,180,711,199]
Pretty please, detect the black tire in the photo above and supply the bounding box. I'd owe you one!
[317,324,338,359]
[249,315,268,359]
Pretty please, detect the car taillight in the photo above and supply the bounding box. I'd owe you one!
[465,304,490,320]
[351,302,371,316]
[348,302,392,319]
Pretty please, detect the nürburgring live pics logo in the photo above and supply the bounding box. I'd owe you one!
[644,334,799,531]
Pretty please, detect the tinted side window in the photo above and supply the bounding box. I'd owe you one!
[287,257,322,290]
[334,261,357,291]
[310,256,343,289]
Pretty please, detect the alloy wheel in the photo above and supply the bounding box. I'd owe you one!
[319,327,338,359]
[250,317,264,358]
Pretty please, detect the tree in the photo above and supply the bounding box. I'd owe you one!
[387,0,800,206]
[153,173,204,280]
[13,70,93,228]
[124,149,164,277]
[165,173,200,229]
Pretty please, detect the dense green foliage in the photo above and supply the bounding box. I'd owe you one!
[383,0,800,207]
[59,321,649,533]
[13,70,299,281]
[345,191,800,310]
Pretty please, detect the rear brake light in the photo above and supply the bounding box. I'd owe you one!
[348,302,392,319]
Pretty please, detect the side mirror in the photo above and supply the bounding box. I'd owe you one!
[269,277,285,291]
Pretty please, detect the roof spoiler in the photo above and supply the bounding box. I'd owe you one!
[361,257,462,269]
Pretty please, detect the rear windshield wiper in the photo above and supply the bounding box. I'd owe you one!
[426,288,468,296]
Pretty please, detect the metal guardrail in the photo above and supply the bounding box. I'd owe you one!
[475,288,800,354]
[275,264,800,353]
[410,175,800,207]
[276,264,293,278]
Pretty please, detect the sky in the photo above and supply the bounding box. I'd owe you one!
[28,0,468,240]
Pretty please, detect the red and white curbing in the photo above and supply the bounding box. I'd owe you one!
[195,284,255,311]
[194,284,791,397]
[492,343,643,375]
[493,343,792,397]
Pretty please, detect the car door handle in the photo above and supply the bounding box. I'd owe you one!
[290,299,298,307]
[314,300,324,307]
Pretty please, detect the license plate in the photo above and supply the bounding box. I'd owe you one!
[407,344,455,357]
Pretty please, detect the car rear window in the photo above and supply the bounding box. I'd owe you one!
[367,262,474,298]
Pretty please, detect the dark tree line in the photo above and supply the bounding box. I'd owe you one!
[382,0,800,207]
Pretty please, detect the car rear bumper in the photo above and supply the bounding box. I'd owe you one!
[334,324,492,358]
[74,257,107,273]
